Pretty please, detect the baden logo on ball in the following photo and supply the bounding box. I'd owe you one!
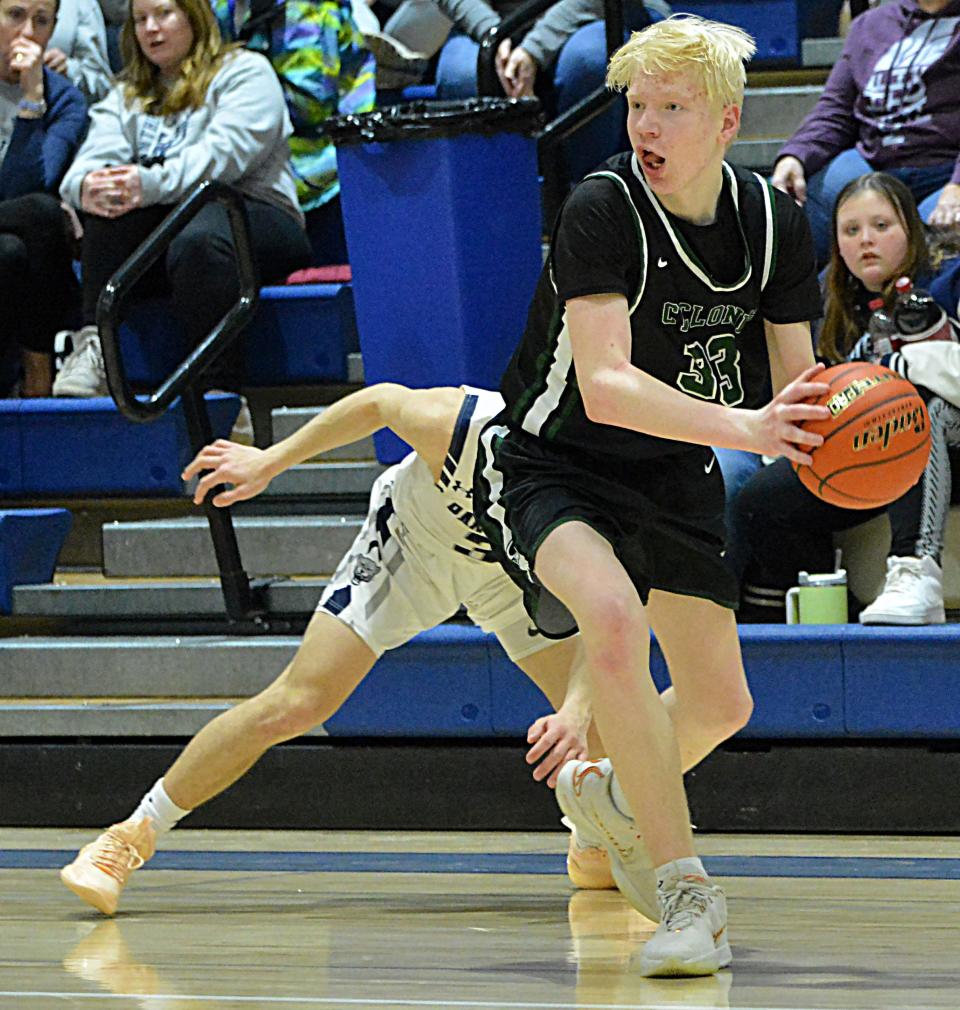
[793,363,930,509]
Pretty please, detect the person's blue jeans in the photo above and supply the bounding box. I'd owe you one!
[436,3,661,186]
[803,148,953,266]
[714,447,763,582]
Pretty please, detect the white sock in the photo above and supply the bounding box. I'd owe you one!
[656,856,708,890]
[609,770,635,820]
[129,778,191,835]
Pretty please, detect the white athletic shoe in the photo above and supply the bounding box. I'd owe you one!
[53,326,108,398]
[859,555,945,625]
[555,759,659,922]
[639,871,731,977]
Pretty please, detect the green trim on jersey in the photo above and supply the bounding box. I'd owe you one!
[632,159,753,293]
[515,170,647,442]
[512,300,564,427]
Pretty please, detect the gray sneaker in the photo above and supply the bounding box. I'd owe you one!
[555,759,659,922]
[364,31,430,89]
[639,871,731,977]
[53,326,108,398]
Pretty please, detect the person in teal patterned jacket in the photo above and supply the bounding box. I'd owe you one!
[212,0,375,258]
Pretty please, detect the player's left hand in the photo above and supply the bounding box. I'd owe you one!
[525,711,589,788]
[182,439,273,506]
[928,183,960,230]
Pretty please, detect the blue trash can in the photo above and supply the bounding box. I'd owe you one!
[328,98,544,462]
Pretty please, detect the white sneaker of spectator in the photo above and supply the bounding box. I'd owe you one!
[208,390,253,445]
[858,555,945,625]
[52,325,108,398]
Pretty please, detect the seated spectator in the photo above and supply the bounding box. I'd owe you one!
[211,0,374,265]
[0,0,87,397]
[47,0,112,101]
[772,0,960,266]
[434,0,670,185]
[733,172,960,624]
[53,0,312,398]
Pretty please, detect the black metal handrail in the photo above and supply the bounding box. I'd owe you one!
[98,180,259,423]
[96,180,264,625]
[476,0,625,223]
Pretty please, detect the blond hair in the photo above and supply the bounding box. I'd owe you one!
[606,14,756,108]
[119,0,240,116]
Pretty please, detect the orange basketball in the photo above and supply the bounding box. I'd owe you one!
[793,363,930,509]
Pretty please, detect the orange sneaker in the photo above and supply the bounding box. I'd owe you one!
[564,817,615,890]
[60,818,157,915]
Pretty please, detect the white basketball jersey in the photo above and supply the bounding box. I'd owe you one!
[392,387,504,562]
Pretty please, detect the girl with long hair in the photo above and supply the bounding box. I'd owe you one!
[53,0,311,398]
[734,172,960,624]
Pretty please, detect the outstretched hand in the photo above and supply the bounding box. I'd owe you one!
[525,711,589,788]
[750,363,832,466]
[181,439,273,507]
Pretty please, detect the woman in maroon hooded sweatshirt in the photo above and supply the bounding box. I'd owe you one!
[772,0,960,264]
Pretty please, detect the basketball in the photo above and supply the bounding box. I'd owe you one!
[793,363,930,509]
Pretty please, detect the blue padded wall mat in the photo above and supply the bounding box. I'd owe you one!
[323,624,494,735]
[0,401,23,496]
[331,623,960,739]
[843,626,960,737]
[0,508,72,613]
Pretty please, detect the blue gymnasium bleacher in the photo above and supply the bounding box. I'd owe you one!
[0,394,242,497]
[119,283,358,388]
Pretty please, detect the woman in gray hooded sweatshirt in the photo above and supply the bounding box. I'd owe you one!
[54,0,311,397]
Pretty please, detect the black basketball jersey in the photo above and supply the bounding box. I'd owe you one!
[501,153,796,462]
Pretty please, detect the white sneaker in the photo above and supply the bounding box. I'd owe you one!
[53,326,108,398]
[208,390,253,445]
[556,759,659,922]
[859,555,945,625]
[639,871,731,977]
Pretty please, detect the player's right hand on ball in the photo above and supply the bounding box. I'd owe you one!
[182,439,272,506]
[750,363,831,466]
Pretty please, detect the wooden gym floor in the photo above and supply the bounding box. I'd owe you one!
[2,828,959,1009]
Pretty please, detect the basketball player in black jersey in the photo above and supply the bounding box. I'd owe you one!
[475,15,832,976]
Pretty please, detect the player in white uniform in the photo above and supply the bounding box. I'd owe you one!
[60,383,609,916]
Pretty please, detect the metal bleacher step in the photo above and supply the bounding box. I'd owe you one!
[802,37,843,68]
[269,405,376,460]
[0,635,306,736]
[727,139,789,171]
[0,698,330,738]
[102,515,362,577]
[0,635,301,695]
[728,84,820,171]
[264,461,384,499]
[740,85,819,140]
[11,577,328,619]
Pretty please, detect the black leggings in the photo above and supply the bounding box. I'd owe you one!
[80,196,312,389]
[732,438,960,618]
[0,192,79,355]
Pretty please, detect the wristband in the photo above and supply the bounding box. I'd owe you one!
[17,97,47,117]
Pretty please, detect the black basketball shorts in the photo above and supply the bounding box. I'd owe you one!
[473,418,739,638]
